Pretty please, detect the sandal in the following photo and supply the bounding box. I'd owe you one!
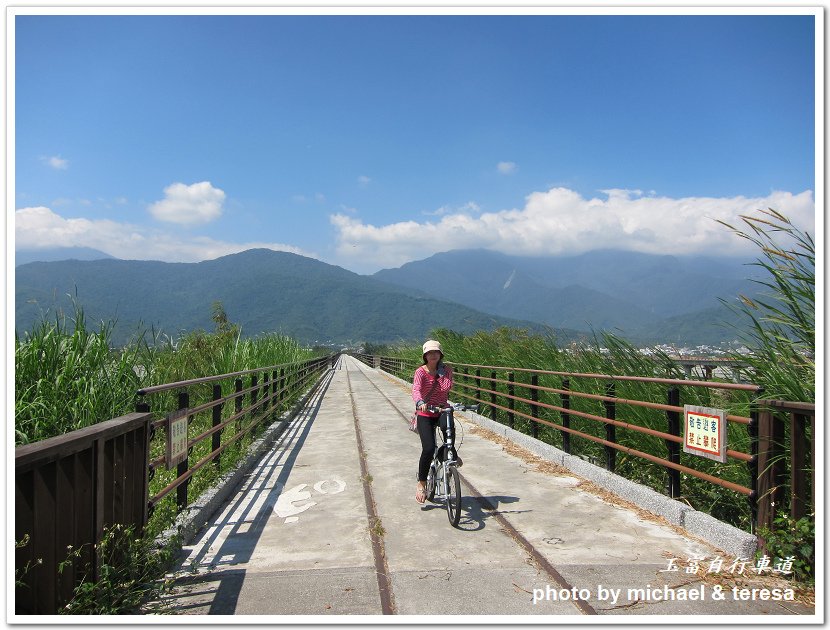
[416,484,426,504]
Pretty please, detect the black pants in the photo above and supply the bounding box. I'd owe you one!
[416,412,456,482]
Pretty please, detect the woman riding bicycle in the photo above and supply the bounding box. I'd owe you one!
[412,340,459,504]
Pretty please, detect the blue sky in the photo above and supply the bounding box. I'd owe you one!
[12,8,819,274]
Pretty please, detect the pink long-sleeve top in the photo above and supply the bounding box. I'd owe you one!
[412,364,453,417]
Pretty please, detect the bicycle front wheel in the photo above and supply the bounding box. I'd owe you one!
[445,465,462,526]
[426,462,437,502]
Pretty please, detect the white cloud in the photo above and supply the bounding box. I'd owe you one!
[330,187,815,270]
[497,161,517,175]
[15,206,313,262]
[148,181,225,225]
[425,201,481,217]
[42,155,69,170]
[358,175,371,187]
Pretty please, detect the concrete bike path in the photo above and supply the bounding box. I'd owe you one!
[153,355,813,618]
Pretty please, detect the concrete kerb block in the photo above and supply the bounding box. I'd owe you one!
[562,454,617,487]
[155,370,331,550]
[684,510,758,558]
[583,465,692,527]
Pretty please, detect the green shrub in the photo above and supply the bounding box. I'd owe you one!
[756,513,814,585]
[58,524,178,614]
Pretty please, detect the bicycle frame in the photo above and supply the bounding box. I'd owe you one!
[431,410,456,496]
[424,403,477,526]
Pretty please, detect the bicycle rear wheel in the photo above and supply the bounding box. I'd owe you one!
[445,465,461,526]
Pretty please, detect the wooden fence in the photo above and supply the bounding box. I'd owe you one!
[15,412,152,615]
[754,400,816,529]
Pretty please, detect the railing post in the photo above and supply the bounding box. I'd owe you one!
[279,368,286,410]
[259,371,268,426]
[665,387,681,498]
[507,372,515,429]
[250,374,259,429]
[530,374,539,439]
[810,412,815,514]
[177,391,190,512]
[490,371,498,423]
[136,400,154,497]
[296,363,303,397]
[266,370,273,414]
[755,404,785,533]
[604,383,616,473]
[212,384,223,469]
[748,401,760,530]
[235,378,244,431]
[462,368,469,402]
[561,379,571,454]
[271,370,280,420]
[790,411,809,520]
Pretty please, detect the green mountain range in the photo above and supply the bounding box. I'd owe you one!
[15,247,762,347]
[14,249,561,347]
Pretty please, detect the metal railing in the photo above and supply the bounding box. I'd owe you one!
[136,354,337,515]
[356,354,814,532]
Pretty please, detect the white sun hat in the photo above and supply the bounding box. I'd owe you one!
[422,340,442,356]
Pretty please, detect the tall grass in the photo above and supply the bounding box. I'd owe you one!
[15,301,315,446]
[15,306,149,445]
[718,208,815,402]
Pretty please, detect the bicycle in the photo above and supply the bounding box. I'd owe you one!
[423,402,478,527]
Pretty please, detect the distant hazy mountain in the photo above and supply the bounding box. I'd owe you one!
[15,249,568,346]
[373,249,762,344]
[15,247,116,266]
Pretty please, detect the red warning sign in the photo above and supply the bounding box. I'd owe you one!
[683,405,727,463]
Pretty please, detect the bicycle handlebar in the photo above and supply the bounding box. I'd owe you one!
[424,403,479,414]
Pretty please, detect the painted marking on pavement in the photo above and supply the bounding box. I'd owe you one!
[273,478,347,523]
